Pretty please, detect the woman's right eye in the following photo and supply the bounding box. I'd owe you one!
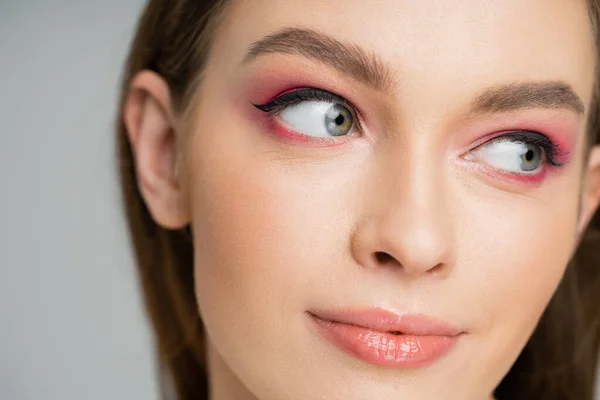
[253,89,356,139]
[278,101,354,138]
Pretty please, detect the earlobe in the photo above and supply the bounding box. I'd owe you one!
[576,144,600,239]
[123,70,191,229]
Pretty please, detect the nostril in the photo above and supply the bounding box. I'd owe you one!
[374,251,395,265]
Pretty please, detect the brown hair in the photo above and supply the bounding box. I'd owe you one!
[116,1,600,399]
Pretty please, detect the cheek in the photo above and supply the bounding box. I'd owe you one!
[185,113,354,359]
[457,177,580,367]
[190,154,296,330]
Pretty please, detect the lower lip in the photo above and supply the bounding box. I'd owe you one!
[309,314,459,368]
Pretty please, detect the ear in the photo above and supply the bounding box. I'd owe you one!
[123,70,190,229]
[576,144,600,240]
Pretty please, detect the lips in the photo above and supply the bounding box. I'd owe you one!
[307,307,463,367]
[309,307,463,336]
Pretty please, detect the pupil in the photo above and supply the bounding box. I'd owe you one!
[525,150,534,161]
[334,115,345,125]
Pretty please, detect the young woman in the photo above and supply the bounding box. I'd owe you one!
[117,0,600,399]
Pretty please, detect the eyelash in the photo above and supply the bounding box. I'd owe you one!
[252,88,564,167]
[253,88,353,115]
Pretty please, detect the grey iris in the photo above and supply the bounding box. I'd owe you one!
[324,104,353,136]
[520,144,543,171]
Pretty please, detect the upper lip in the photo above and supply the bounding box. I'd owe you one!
[309,307,463,336]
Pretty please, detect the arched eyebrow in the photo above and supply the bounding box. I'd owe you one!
[469,81,585,115]
[243,27,586,115]
[243,27,393,91]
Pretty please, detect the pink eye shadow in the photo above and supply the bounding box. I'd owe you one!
[460,112,581,166]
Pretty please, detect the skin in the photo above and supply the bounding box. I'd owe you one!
[124,0,600,399]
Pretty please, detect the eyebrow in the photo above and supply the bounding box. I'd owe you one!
[243,27,393,91]
[470,81,585,115]
[244,28,585,115]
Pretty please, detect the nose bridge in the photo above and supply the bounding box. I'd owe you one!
[362,130,455,277]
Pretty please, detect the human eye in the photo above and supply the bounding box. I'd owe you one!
[465,131,565,177]
[252,88,357,141]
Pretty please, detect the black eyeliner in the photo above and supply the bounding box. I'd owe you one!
[252,88,352,115]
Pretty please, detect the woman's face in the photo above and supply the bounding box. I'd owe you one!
[178,0,596,399]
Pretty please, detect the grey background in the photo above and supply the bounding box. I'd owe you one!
[0,1,598,399]
[0,1,158,399]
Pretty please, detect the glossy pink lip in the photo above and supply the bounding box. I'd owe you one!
[308,307,464,368]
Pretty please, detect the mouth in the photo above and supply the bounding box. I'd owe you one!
[307,307,464,368]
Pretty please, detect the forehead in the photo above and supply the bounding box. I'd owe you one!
[214,0,597,109]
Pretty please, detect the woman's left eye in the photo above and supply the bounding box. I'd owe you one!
[253,88,355,138]
[466,131,561,174]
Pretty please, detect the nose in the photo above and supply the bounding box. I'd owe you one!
[351,155,455,279]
